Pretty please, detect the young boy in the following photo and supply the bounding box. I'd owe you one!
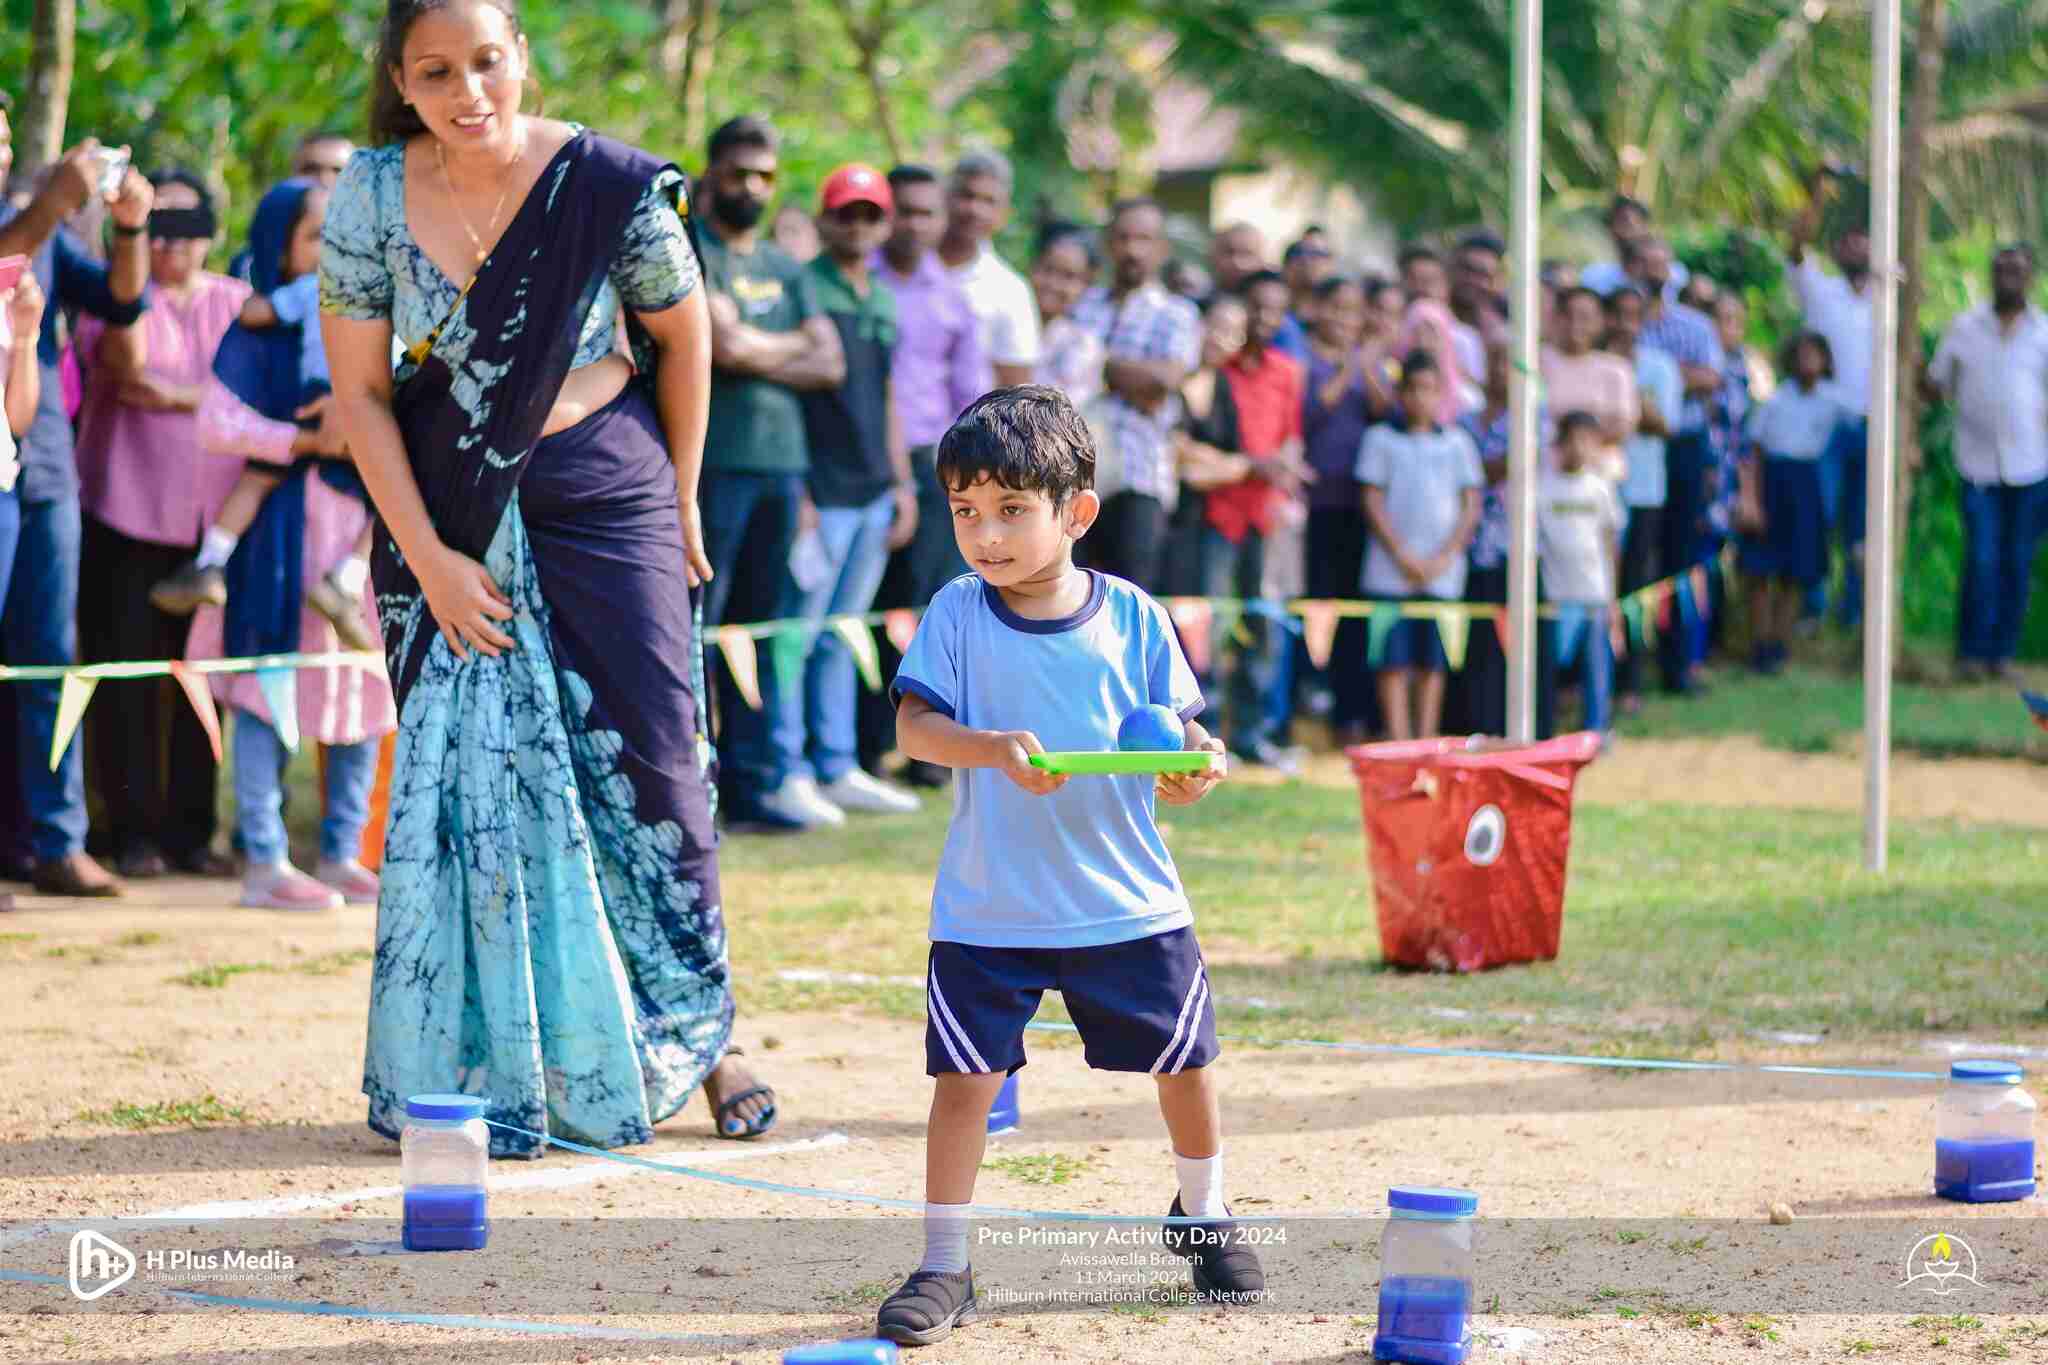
[149,225,376,651]
[1538,411,1625,737]
[881,386,1261,1347]
[1356,350,1483,740]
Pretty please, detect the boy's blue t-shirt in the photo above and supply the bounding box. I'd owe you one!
[892,570,1204,949]
[269,273,330,390]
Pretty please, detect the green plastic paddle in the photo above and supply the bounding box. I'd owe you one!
[1028,751,1216,775]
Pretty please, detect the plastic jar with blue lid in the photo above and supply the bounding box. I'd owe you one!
[1374,1185,1479,1364]
[1935,1060,2037,1203]
[401,1093,490,1251]
[783,1339,900,1364]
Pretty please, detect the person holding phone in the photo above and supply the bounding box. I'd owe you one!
[0,101,155,897]
[1,264,46,483]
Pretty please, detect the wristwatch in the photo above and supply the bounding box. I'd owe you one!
[111,223,145,237]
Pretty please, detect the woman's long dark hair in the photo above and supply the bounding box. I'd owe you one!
[368,0,531,147]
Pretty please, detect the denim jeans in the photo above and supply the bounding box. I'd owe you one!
[698,471,806,803]
[232,708,375,866]
[1546,605,1615,734]
[768,491,897,785]
[5,495,87,860]
[1958,478,2048,664]
[1808,418,1867,624]
[1197,527,1283,752]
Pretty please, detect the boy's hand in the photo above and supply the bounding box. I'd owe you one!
[996,730,1068,796]
[1156,737,1226,806]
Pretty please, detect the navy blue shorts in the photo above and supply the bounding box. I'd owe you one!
[925,926,1218,1077]
[1381,605,1449,671]
[1739,456,1827,588]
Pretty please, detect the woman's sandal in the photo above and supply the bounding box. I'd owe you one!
[704,1046,778,1139]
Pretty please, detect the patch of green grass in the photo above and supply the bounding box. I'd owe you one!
[1667,1235,1708,1255]
[1109,1302,1167,1323]
[168,951,373,989]
[113,931,163,948]
[1843,1341,1876,1355]
[1615,1228,1646,1244]
[77,1094,248,1130]
[1625,660,2048,762]
[1682,1310,1721,1328]
[43,945,114,964]
[724,776,2048,1053]
[0,931,36,944]
[1913,1315,1985,1331]
[982,1153,1091,1186]
[1744,1314,1783,1343]
[170,962,272,989]
[822,1278,893,1310]
[1980,1343,2012,1360]
[1616,1306,1641,1319]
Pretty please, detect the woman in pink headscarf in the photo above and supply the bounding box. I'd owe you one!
[1396,296,1479,424]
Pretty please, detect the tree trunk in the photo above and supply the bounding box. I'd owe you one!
[1891,0,1948,602]
[677,0,721,157]
[13,0,78,186]
[653,0,689,86]
[831,0,907,167]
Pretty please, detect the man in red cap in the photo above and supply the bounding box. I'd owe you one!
[765,164,925,821]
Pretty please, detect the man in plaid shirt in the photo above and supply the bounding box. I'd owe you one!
[1069,199,1202,591]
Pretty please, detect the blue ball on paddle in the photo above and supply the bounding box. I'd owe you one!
[1117,704,1185,753]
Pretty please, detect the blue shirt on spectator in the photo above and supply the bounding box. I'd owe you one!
[1622,346,1682,509]
[0,210,149,501]
[891,571,1204,949]
[1637,301,1723,435]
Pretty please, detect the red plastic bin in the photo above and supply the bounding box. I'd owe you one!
[1347,733,1601,972]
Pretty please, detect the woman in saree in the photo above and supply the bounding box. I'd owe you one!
[322,0,776,1156]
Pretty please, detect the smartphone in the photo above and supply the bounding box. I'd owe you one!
[0,256,27,294]
[97,147,131,199]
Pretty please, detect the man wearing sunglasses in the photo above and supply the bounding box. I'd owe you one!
[693,116,848,833]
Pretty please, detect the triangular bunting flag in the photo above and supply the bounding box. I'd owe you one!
[1366,603,1400,667]
[716,626,762,710]
[1167,598,1213,675]
[1555,604,1587,670]
[1621,597,1645,651]
[1674,573,1696,632]
[255,668,299,753]
[1300,601,1339,670]
[882,608,918,655]
[1433,607,1470,671]
[49,673,96,772]
[765,622,809,697]
[168,662,223,764]
[1656,581,1676,632]
[831,616,884,692]
[1211,599,1246,649]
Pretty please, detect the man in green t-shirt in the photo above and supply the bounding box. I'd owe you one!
[695,116,848,832]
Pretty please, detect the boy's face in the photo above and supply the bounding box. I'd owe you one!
[1560,428,1596,471]
[1399,368,1442,422]
[946,475,1099,589]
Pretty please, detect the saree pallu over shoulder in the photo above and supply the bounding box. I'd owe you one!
[374,131,683,710]
[360,131,729,1158]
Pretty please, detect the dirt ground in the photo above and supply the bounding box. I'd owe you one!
[1,738,2043,1364]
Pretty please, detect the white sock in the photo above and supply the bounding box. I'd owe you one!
[1175,1150,1226,1219]
[195,528,239,571]
[331,555,370,596]
[920,1200,971,1274]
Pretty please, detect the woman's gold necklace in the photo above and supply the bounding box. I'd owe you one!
[437,133,522,269]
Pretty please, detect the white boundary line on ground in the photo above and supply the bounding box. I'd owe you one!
[0,1131,849,1250]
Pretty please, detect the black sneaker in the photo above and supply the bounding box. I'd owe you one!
[1162,1195,1266,1303]
[876,1267,976,1347]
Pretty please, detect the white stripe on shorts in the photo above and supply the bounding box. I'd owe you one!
[927,967,990,1073]
[1150,963,1209,1074]
[1169,970,1210,1074]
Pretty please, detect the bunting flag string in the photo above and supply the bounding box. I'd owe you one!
[0,553,1735,737]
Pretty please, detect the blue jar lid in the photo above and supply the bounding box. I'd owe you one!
[1951,1060,2024,1084]
[783,1342,900,1365]
[1389,1185,1479,1217]
[406,1093,488,1121]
